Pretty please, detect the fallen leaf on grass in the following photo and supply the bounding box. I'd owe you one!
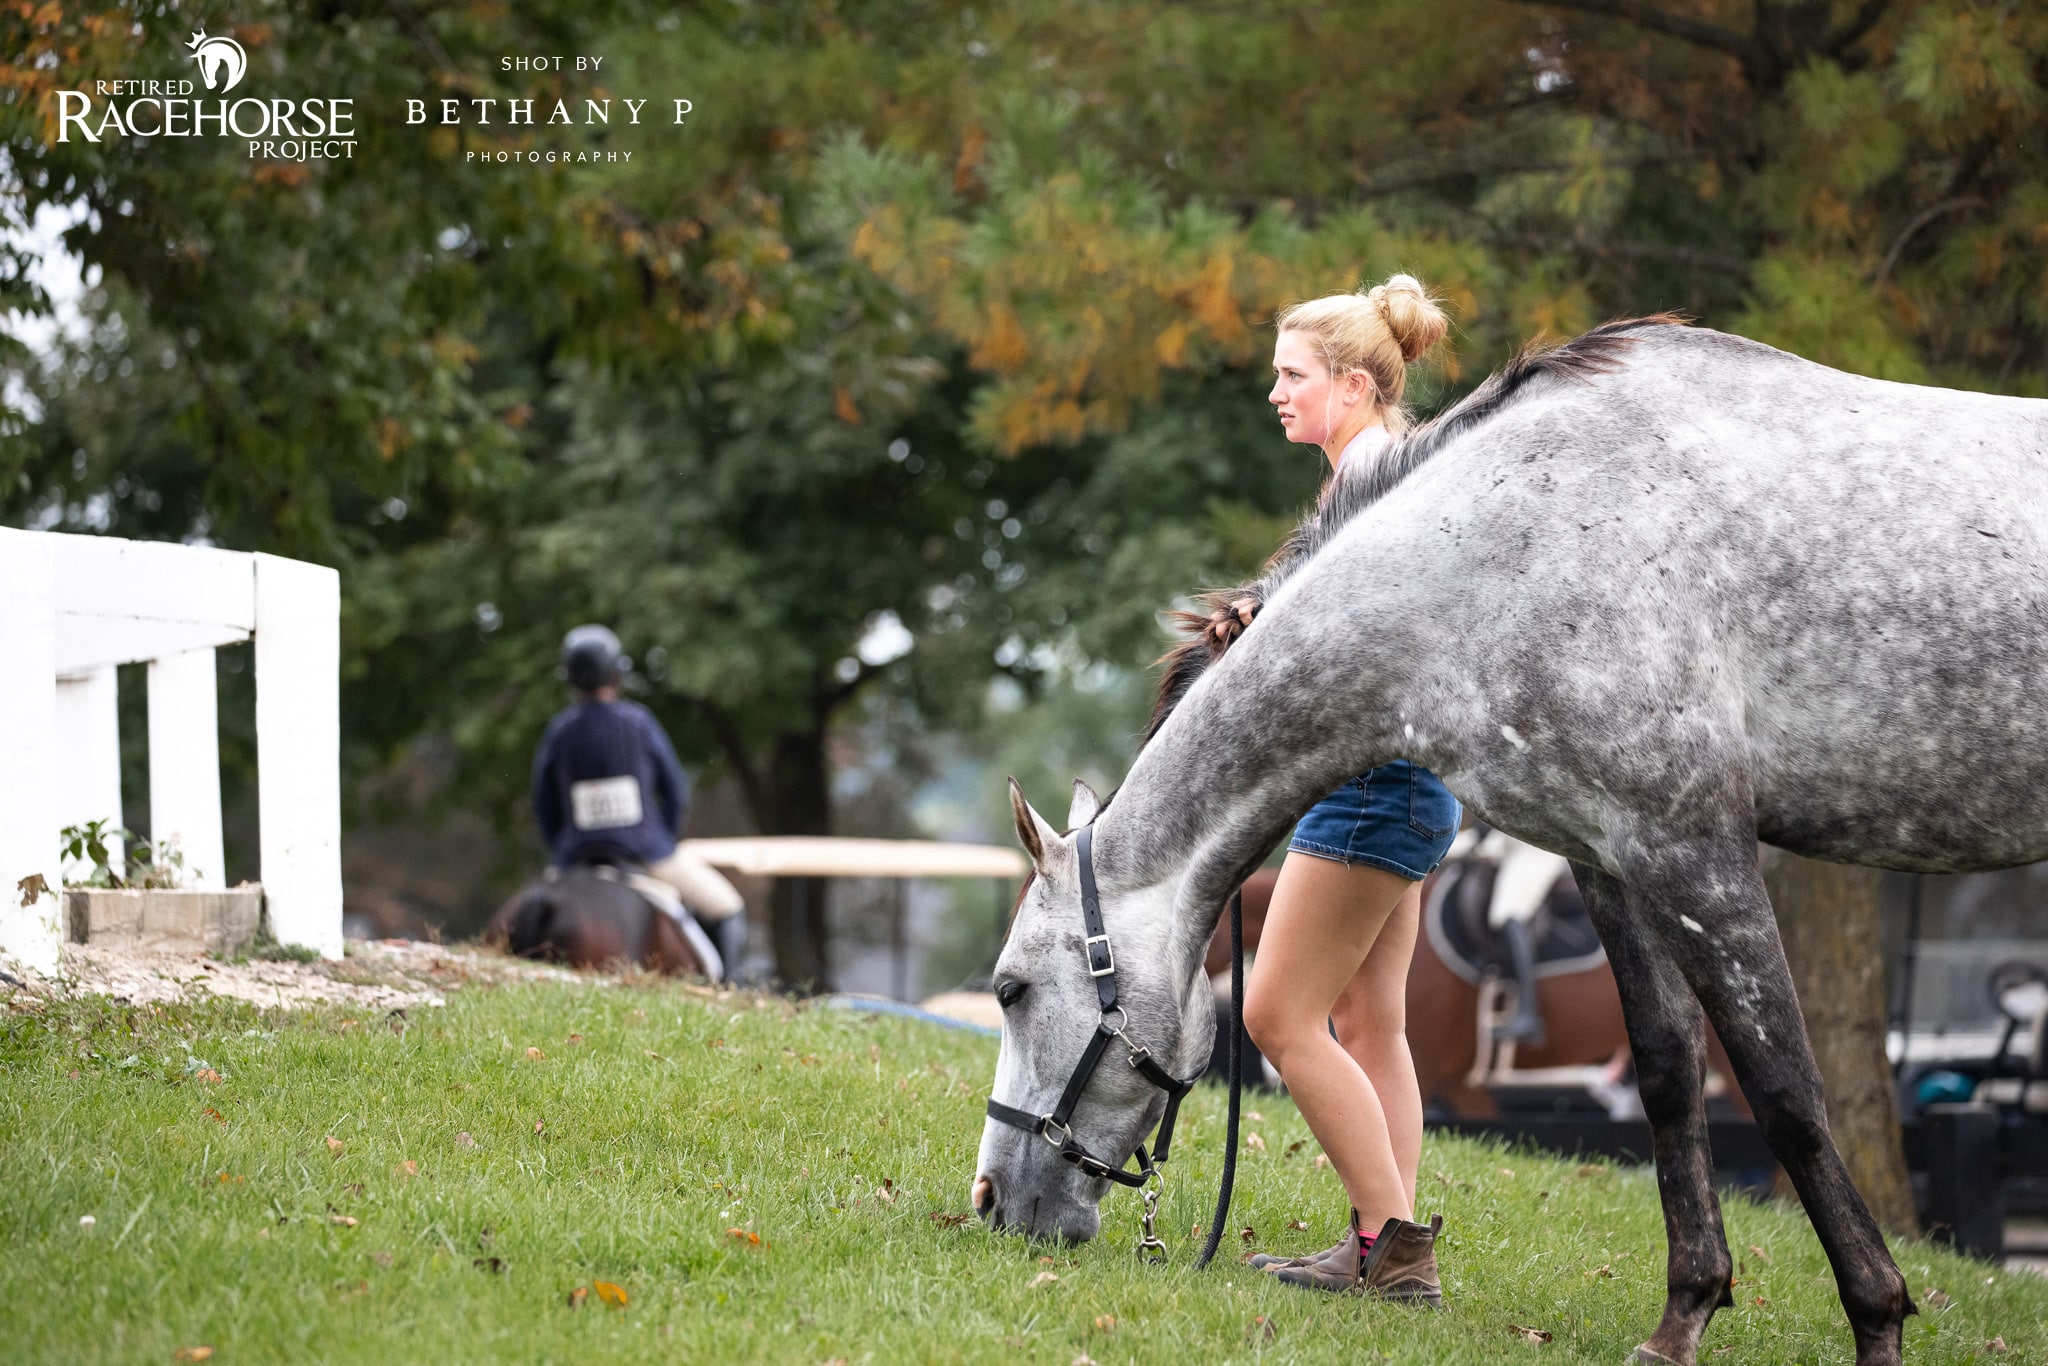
[533,1120,545,1135]
[567,1286,588,1309]
[1093,1314,1116,1332]
[1754,1296,1767,1307]
[1923,1288,1952,1311]
[1240,1226,1257,1246]
[876,1179,898,1205]
[1029,1271,1059,1289]
[454,1132,476,1149]
[593,1280,628,1307]
[325,1136,345,1154]
[928,1212,969,1228]
[1986,1337,2008,1354]
[1313,1154,1330,1171]
[173,1349,213,1362]
[1285,1140,1306,1157]
[566,1033,584,1045]
[473,1256,504,1274]
[397,1160,419,1179]
[1508,1324,1552,1345]
[194,1068,222,1085]
[645,1050,666,1061]
[1246,1316,1276,1344]
[203,1108,226,1125]
[1247,1110,1266,1123]
[329,1214,358,1228]
[1498,1167,1517,1179]
[1245,1132,1267,1153]
[1585,1264,1614,1279]
[1747,1244,1771,1263]
[1288,1220,1310,1231]
[1072,1356,1098,1366]
[725,1228,766,1247]
[1575,1163,1606,1178]
[525,1047,546,1060]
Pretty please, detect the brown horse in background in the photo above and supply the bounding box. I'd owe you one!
[1207,861,1749,1118]
[484,866,719,977]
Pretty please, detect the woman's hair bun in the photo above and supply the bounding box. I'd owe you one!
[1365,274,1448,362]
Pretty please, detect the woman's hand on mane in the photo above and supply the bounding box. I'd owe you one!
[1204,595,1261,650]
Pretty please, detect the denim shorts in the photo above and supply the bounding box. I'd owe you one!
[1288,760,1463,882]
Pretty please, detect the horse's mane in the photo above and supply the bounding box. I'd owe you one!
[1144,315,1688,740]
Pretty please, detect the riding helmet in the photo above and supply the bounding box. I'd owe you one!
[560,624,625,691]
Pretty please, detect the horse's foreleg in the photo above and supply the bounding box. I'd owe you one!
[1572,861,1731,1366]
[1643,846,1913,1366]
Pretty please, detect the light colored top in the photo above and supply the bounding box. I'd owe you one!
[1335,423,1393,473]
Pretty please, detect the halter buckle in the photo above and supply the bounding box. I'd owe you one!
[1037,1117,1073,1148]
[1084,933,1115,977]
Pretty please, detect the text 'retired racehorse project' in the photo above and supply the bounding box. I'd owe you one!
[973,319,2048,1366]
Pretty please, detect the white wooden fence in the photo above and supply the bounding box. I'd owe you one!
[0,528,342,970]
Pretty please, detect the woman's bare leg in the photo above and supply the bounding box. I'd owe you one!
[1243,851,1417,1226]
[1331,881,1424,1207]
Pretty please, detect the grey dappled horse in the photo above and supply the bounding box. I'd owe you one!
[975,320,2048,1366]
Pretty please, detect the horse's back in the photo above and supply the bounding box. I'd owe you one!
[1360,328,2048,871]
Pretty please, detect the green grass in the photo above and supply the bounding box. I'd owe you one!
[1,978,2041,1364]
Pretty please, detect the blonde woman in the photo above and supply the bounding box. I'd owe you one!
[1235,276,1458,1302]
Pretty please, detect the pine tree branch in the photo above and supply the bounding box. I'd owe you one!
[1824,0,1893,57]
[1871,197,1984,286]
[1498,0,1754,63]
[1493,231,1751,276]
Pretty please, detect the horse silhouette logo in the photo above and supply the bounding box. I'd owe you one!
[186,29,247,93]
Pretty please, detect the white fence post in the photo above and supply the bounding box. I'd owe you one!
[254,553,343,957]
[147,647,226,890]
[54,666,124,880]
[0,529,62,972]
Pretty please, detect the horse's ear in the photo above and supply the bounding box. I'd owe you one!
[1067,778,1102,830]
[1009,778,1062,873]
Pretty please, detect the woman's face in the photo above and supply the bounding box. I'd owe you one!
[1269,330,1367,448]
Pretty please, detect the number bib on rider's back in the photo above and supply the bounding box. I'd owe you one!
[570,776,644,831]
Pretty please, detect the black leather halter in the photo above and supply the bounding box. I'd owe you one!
[985,824,1198,1189]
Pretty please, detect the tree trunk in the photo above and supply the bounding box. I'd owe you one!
[1758,846,1918,1234]
[763,727,832,993]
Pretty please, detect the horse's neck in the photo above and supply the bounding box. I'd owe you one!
[1095,620,1408,964]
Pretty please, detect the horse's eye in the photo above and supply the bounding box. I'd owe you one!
[995,979,1028,1009]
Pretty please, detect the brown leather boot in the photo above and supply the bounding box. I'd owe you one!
[1361,1213,1444,1308]
[1270,1210,1444,1308]
[1248,1227,1351,1272]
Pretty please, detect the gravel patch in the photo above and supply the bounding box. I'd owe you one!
[2,938,598,1013]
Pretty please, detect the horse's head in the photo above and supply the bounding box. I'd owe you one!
[971,778,1215,1243]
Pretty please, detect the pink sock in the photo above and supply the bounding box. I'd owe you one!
[1357,1229,1378,1255]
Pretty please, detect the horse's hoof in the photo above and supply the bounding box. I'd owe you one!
[1629,1347,1686,1366]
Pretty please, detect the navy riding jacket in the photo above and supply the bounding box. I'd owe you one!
[531,698,691,867]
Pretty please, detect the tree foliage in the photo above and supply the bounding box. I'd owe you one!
[4,0,2044,981]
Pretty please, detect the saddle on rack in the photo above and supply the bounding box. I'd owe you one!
[1423,857,1605,988]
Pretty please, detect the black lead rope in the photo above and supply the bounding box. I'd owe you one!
[1193,887,1243,1271]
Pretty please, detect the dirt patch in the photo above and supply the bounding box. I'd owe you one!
[2,938,599,1013]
